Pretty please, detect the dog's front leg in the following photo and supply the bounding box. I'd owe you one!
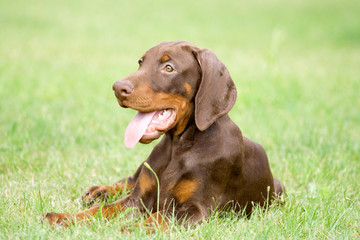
[81,162,144,206]
[43,136,172,227]
[44,198,129,227]
[44,164,164,227]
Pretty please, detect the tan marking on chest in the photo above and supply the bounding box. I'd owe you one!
[138,171,154,195]
[173,179,199,203]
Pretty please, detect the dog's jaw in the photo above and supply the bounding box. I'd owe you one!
[124,109,176,147]
[140,109,176,142]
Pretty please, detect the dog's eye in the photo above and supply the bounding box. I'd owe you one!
[138,58,143,66]
[165,65,173,72]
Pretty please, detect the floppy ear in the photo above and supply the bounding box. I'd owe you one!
[194,49,237,131]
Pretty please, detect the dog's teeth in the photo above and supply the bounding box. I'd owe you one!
[152,110,171,124]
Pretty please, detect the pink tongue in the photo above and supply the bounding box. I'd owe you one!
[124,111,156,148]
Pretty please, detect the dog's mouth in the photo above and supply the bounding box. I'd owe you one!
[124,109,176,148]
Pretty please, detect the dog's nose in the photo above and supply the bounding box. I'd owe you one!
[113,80,134,98]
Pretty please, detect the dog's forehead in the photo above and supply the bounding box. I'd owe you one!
[145,41,198,61]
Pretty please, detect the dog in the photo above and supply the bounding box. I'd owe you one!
[44,41,284,229]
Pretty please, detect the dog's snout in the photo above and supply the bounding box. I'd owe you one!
[113,80,134,98]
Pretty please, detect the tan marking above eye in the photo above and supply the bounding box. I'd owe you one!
[160,55,170,63]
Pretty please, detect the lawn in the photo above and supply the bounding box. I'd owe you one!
[1,0,359,239]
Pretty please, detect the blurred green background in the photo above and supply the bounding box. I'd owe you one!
[1,0,359,238]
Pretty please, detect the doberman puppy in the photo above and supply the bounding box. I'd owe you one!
[44,41,284,228]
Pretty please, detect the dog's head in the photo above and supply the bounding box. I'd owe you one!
[113,41,237,147]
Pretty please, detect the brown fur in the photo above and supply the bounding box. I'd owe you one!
[44,41,284,229]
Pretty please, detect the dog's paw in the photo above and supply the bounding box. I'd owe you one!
[42,212,73,227]
[81,185,111,206]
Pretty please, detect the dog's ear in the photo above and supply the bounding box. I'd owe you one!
[193,49,237,131]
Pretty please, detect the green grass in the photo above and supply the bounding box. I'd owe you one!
[1,0,360,238]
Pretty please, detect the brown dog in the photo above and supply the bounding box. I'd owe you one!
[44,41,284,228]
